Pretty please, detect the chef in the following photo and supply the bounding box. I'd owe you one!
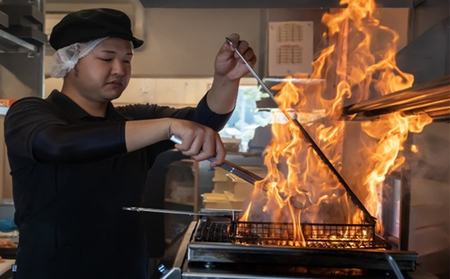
[3,8,256,279]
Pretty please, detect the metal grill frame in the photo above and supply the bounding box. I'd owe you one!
[195,220,387,249]
[234,221,378,248]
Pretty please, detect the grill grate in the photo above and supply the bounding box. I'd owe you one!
[194,221,231,242]
[302,223,375,248]
[195,220,387,249]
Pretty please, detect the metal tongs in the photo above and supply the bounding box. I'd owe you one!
[169,135,263,185]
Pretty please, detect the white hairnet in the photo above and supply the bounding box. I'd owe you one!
[50,37,108,78]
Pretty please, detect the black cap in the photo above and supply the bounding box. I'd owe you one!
[49,8,144,50]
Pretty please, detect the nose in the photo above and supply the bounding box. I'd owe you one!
[112,60,126,76]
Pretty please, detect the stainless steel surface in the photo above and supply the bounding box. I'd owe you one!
[160,222,196,279]
[187,242,418,271]
[342,76,450,121]
[386,252,406,279]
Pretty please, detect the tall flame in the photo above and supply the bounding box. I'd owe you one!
[242,0,433,244]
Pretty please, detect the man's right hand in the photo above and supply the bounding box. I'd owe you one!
[125,118,226,167]
[168,119,226,167]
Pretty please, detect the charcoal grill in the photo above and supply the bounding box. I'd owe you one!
[196,220,385,249]
[156,213,426,279]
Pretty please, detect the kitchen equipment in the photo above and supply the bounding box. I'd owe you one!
[342,75,450,121]
[155,213,421,279]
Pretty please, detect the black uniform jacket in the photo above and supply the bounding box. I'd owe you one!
[3,90,232,279]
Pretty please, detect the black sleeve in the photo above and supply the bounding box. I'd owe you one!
[193,94,234,131]
[4,97,127,165]
[117,92,234,132]
[32,122,127,164]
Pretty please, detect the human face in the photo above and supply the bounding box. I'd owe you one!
[69,37,133,103]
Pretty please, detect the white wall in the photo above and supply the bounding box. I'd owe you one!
[45,8,262,78]
[132,8,261,78]
[45,77,257,107]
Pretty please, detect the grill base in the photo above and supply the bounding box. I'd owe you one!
[185,262,402,279]
[187,242,417,271]
[189,220,417,271]
[157,221,427,279]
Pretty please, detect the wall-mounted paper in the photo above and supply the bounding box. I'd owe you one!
[268,21,313,77]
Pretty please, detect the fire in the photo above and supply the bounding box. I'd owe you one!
[241,0,433,246]
[410,144,419,153]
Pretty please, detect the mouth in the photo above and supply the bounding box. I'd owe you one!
[107,81,124,89]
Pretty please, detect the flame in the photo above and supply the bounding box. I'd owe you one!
[240,0,432,246]
[410,144,419,153]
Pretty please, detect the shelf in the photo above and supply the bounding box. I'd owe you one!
[0,11,8,28]
[0,4,44,26]
[3,26,47,45]
[0,28,37,53]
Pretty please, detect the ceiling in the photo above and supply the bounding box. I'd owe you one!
[137,0,417,9]
[47,0,129,3]
[46,0,418,9]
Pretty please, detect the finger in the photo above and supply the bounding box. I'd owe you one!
[183,134,205,157]
[190,131,216,161]
[172,129,196,153]
[219,40,234,57]
[235,40,249,59]
[175,135,193,152]
[242,47,256,66]
[190,145,211,162]
[227,33,240,46]
[209,135,226,167]
[247,49,257,67]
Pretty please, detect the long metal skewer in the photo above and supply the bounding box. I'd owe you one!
[123,207,239,218]
[225,38,279,106]
[226,37,375,224]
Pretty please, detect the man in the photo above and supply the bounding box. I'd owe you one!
[4,8,256,279]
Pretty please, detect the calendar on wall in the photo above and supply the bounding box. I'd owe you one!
[268,21,314,77]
